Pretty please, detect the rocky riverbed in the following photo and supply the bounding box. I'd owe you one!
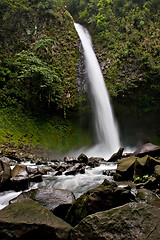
[0,142,160,239]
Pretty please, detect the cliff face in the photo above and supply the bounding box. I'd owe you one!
[66,0,160,111]
[0,1,80,112]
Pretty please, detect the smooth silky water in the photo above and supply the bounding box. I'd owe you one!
[74,23,120,158]
[42,24,121,199]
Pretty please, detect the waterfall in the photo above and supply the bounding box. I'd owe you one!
[74,23,120,157]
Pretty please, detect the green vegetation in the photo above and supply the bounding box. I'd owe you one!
[0,0,79,113]
[65,0,160,110]
[0,0,89,152]
[0,107,91,154]
[134,175,149,183]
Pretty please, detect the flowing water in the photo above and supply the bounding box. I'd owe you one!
[74,23,120,158]
[0,24,122,208]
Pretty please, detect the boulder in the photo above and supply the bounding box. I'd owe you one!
[55,164,67,172]
[132,142,160,157]
[64,163,83,176]
[77,153,88,164]
[116,156,137,180]
[66,180,135,227]
[107,147,124,162]
[143,176,159,190]
[0,157,10,164]
[64,156,78,164]
[37,165,54,175]
[29,174,43,183]
[0,160,11,191]
[10,164,42,191]
[136,189,160,208]
[10,176,30,191]
[26,166,38,175]
[69,202,160,240]
[11,164,28,178]
[0,199,72,240]
[134,155,160,179]
[88,157,102,167]
[10,187,75,220]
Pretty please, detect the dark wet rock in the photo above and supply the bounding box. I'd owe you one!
[154,165,160,180]
[107,147,124,162]
[79,167,85,174]
[66,180,135,226]
[36,159,48,165]
[10,187,75,220]
[69,202,160,240]
[10,176,30,191]
[48,162,59,169]
[113,172,123,181]
[116,156,137,180]
[29,174,43,183]
[64,156,78,164]
[78,153,88,164]
[132,142,160,157]
[27,166,38,175]
[64,163,83,176]
[56,164,67,172]
[116,153,160,182]
[37,165,54,175]
[0,199,72,240]
[143,176,159,190]
[136,188,160,208]
[88,157,101,167]
[0,160,11,191]
[55,170,63,176]
[134,155,160,179]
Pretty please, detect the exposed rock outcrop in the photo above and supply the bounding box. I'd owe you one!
[66,179,135,226]
[132,142,160,157]
[69,202,160,240]
[0,199,72,240]
[10,187,75,220]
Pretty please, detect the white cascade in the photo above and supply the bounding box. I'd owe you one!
[74,23,120,158]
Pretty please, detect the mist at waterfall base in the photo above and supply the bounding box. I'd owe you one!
[73,23,120,160]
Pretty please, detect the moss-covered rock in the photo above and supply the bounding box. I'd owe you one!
[66,180,135,227]
[116,156,137,180]
[134,155,160,179]
[136,189,160,208]
[0,199,72,240]
[10,187,75,220]
[69,202,160,240]
[154,165,160,181]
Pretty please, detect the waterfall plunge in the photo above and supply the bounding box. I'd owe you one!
[74,23,120,158]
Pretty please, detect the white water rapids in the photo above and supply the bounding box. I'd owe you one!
[74,23,120,158]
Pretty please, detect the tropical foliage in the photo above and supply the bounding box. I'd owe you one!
[65,0,160,110]
[0,0,79,113]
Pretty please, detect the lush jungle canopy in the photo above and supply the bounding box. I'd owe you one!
[65,0,160,110]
